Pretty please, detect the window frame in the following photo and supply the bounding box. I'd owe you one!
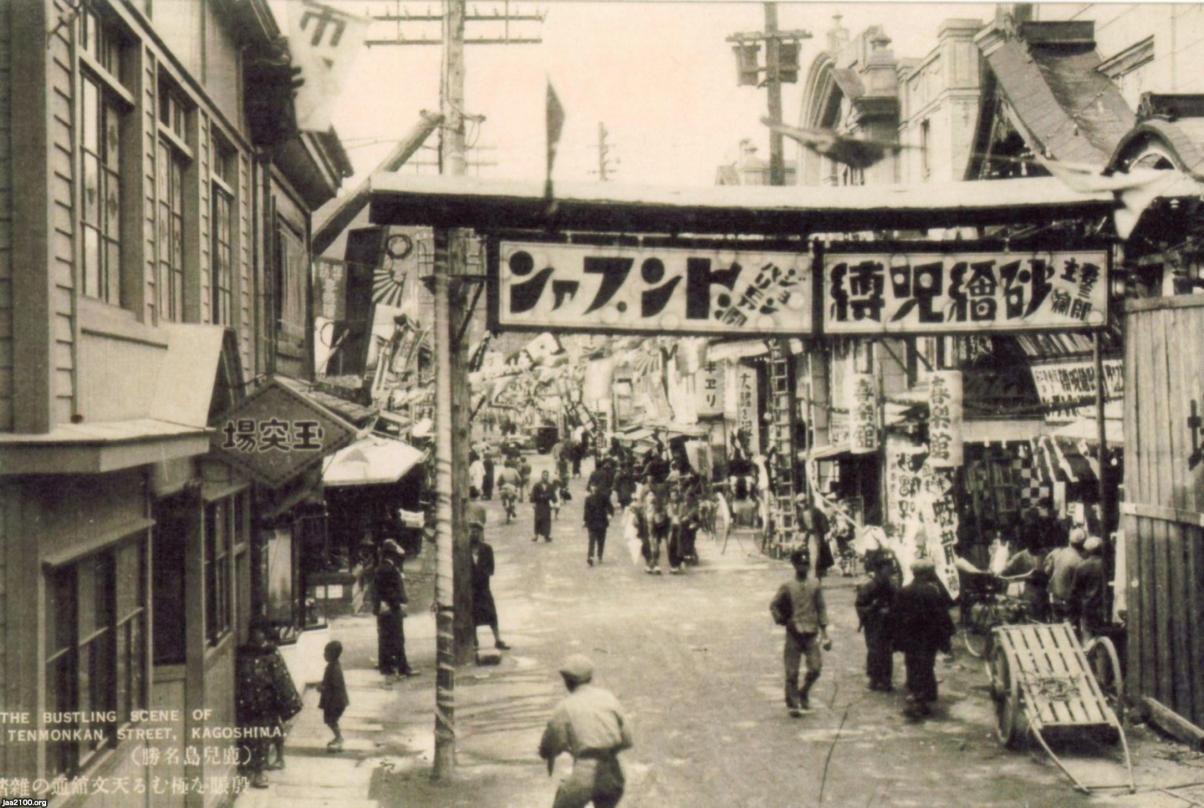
[77,11,133,308]
[156,80,193,323]
[43,535,148,780]
[211,137,236,326]
[204,498,234,646]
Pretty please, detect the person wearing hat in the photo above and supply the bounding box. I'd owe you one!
[770,549,831,716]
[539,655,633,808]
[531,470,556,543]
[496,458,522,522]
[1070,536,1107,641]
[855,551,898,692]
[891,558,954,719]
[373,539,417,680]
[235,618,302,787]
[469,509,511,652]
[1045,526,1087,621]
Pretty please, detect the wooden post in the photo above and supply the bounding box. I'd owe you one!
[764,3,785,187]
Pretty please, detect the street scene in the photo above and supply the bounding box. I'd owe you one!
[7,1,1204,807]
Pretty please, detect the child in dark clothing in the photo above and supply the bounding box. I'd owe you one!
[319,640,349,752]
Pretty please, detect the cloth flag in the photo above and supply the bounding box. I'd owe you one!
[288,1,368,131]
[546,81,566,198]
[1038,157,1204,239]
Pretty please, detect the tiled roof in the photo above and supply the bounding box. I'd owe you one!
[985,37,1135,165]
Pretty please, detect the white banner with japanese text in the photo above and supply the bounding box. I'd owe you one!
[493,240,813,335]
[695,362,725,418]
[734,365,761,454]
[823,249,1108,334]
[1029,357,1123,421]
[927,371,963,468]
[846,372,878,454]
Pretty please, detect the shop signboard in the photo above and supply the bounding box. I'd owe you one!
[695,362,725,418]
[1029,357,1123,421]
[734,365,760,454]
[314,258,347,320]
[823,249,1109,334]
[927,371,963,468]
[846,372,878,454]
[490,238,813,336]
[212,380,357,488]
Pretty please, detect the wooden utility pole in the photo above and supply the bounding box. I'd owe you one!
[383,0,542,782]
[763,4,785,186]
[726,3,809,187]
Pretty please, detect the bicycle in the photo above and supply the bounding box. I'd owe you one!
[961,571,1038,665]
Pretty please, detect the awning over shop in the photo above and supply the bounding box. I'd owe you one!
[1047,416,1123,446]
[0,323,234,475]
[963,418,1046,445]
[369,174,1113,236]
[810,443,853,461]
[1029,434,1114,485]
[323,435,425,487]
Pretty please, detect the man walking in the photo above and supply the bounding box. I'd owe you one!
[1045,527,1086,621]
[855,551,897,692]
[770,550,831,716]
[892,559,954,719]
[373,540,417,681]
[1070,535,1107,641]
[497,459,521,523]
[583,483,614,566]
[532,470,556,543]
[539,655,634,808]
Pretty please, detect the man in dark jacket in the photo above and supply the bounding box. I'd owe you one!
[1070,535,1108,641]
[855,551,897,692]
[583,484,614,566]
[374,540,417,680]
[469,511,510,652]
[892,559,954,718]
[482,453,495,500]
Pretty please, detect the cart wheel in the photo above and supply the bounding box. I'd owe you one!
[992,645,1024,749]
[1086,635,1126,730]
[963,622,991,659]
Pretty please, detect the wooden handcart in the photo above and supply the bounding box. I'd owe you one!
[990,622,1135,795]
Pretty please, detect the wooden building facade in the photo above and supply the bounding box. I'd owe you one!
[0,0,350,805]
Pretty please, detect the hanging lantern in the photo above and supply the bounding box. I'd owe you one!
[733,42,761,86]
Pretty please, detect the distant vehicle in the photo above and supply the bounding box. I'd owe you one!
[532,425,559,454]
[500,433,533,456]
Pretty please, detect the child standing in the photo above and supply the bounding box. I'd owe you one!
[319,640,349,752]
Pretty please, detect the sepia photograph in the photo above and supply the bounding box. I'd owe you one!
[2,0,1204,805]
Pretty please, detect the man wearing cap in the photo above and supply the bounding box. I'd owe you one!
[539,655,634,808]
[1070,536,1107,641]
[1045,527,1086,621]
[770,550,831,716]
[373,539,417,681]
[469,509,511,652]
[892,559,954,719]
[855,551,897,692]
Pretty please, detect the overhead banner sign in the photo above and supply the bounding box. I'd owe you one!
[927,371,963,468]
[1030,357,1123,420]
[695,362,725,418]
[490,239,813,336]
[823,249,1108,334]
[212,380,357,488]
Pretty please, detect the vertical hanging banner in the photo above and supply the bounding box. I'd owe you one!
[695,362,726,418]
[927,371,963,468]
[847,372,879,454]
[735,365,761,454]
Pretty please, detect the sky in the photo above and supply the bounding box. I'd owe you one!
[320,1,996,188]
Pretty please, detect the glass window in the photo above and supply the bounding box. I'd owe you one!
[212,151,234,325]
[205,501,232,645]
[43,538,146,779]
[157,138,186,321]
[79,74,123,305]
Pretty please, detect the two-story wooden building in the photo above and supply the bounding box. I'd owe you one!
[0,0,350,804]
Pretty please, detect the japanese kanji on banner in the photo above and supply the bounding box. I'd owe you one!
[846,372,878,454]
[212,380,357,488]
[490,239,813,335]
[927,371,963,468]
[695,362,725,417]
[734,365,761,453]
[823,249,1109,334]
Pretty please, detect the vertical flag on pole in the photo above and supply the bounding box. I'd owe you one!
[545,81,566,200]
[288,1,369,131]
